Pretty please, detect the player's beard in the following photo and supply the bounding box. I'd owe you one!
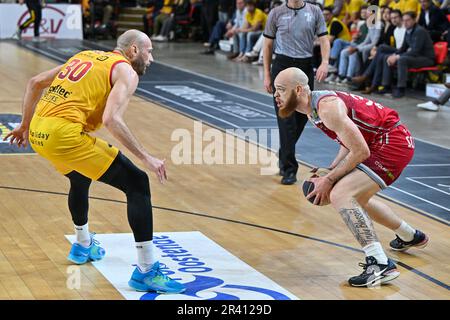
[278,90,298,119]
[131,56,148,76]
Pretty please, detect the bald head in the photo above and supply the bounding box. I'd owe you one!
[275,67,310,89]
[115,29,153,76]
[116,29,150,51]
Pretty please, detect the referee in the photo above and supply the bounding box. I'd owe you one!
[13,0,44,41]
[263,0,330,185]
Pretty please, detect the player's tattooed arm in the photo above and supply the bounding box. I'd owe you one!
[339,199,379,247]
[318,97,370,184]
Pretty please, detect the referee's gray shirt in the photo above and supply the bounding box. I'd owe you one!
[263,2,328,59]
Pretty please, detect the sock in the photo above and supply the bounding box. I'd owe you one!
[363,242,388,265]
[74,223,91,248]
[136,240,157,273]
[395,221,416,242]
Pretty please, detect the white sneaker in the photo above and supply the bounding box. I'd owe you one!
[417,101,439,111]
[252,60,263,65]
[245,50,259,58]
[325,73,337,83]
[153,35,166,42]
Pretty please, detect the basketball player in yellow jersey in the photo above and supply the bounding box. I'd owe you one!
[5,29,185,294]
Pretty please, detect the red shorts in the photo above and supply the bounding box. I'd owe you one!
[357,125,414,189]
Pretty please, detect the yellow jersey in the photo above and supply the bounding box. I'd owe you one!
[347,0,365,14]
[324,0,335,8]
[389,0,420,16]
[35,50,129,132]
[327,17,352,41]
[246,8,267,29]
[324,0,348,20]
[160,0,174,15]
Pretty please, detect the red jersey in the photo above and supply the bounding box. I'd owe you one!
[309,90,402,148]
[309,90,414,188]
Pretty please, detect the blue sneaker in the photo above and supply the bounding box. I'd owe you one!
[128,262,186,294]
[67,234,105,265]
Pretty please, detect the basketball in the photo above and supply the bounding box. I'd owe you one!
[302,168,331,205]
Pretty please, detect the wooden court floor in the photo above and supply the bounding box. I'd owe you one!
[0,42,449,300]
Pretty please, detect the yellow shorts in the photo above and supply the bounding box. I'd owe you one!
[29,115,119,180]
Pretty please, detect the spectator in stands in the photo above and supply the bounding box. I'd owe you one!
[152,0,174,39]
[323,6,352,45]
[81,0,117,39]
[205,0,248,58]
[323,0,346,18]
[343,0,366,26]
[243,0,283,64]
[377,6,396,46]
[417,83,450,111]
[389,0,421,17]
[352,9,405,93]
[317,5,351,70]
[382,11,435,98]
[325,5,367,82]
[143,0,163,36]
[351,6,395,91]
[347,6,394,89]
[335,7,381,85]
[153,0,191,41]
[418,0,449,42]
[233,0,267,62]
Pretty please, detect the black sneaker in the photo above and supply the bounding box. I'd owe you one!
[390,230,429,252]
[348,256,400,287]
[281,172,297,185]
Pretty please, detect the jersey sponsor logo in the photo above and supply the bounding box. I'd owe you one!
[47,84,73,98]
[0,114,35,154]
[375,160,395,181]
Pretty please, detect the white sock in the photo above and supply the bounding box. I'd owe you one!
[363,242,388,265]
[395,221,415,242]
[74,223,91,248]
[136,240,157,273]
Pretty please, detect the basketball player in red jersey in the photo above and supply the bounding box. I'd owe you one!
[274,67,429,287]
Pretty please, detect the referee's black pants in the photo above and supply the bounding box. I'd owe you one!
[271,54,314,177]
[19,1,42,37]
